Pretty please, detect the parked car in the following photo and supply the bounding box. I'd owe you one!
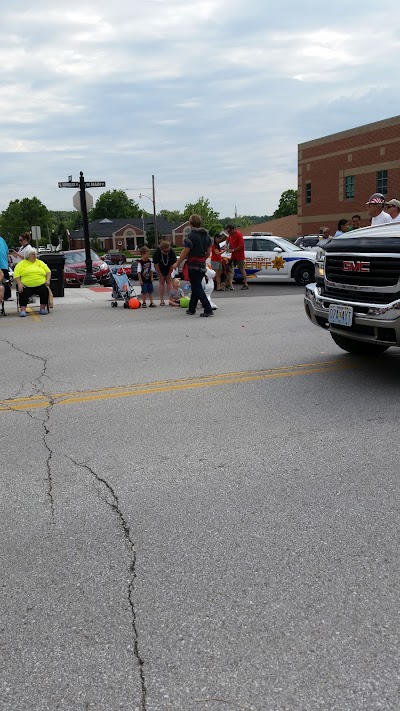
[294,235,321,248]
[101,252,126,265]
[221,235,317,285]
[64,249,111,287]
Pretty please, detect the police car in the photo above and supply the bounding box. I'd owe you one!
[222,233,317,285]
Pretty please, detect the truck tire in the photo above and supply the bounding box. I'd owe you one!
[293,262,314,286]
[330,333,389,355]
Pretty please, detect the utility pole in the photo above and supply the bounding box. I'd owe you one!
[152,175,158,244]
[58,173,106,286]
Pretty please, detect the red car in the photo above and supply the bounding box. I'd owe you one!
[101,252,126,265]
[64,249,111,287]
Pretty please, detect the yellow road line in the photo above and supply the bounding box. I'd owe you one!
[26,307,40,322]
[0,358,346,403]
[0,362,352,412]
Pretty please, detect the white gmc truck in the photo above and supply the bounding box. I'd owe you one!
[304,222,400,355]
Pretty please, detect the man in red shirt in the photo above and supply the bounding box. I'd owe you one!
[226,224,248,289]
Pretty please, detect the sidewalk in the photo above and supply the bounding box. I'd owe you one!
[60,286,114,305]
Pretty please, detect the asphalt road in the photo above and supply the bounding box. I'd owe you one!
[1,284,399,711]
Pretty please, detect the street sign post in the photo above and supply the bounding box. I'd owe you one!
[58,172,106,286]
[73,191,93,212]
[31,225,42,249]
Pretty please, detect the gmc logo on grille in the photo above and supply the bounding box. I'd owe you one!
[342,260,370,272]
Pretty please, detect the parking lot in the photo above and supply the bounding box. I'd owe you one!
[1,284,399,711]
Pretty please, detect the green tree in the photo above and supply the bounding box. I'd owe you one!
[145,226,156,249]
[89,231,101,252]
[88,190,141,221]
[182,197,223,234]
[57,222,70,250]
[70,212,83,231]
[273,190,298,218]
[221,215,271,228]
[49,210,77,231]
[0,197,53,245]
[158,209,183,224]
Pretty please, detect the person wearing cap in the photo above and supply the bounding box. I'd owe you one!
[385,199,400,223]
[366,193,392,226]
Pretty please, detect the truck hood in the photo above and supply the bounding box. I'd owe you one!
[324,222,400,254]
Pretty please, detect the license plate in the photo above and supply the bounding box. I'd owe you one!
[328,304,353,327]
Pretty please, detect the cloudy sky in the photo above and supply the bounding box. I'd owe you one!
[1,0,400,218]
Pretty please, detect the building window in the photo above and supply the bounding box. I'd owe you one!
[377,170,388,194]
[305,182,311,204]
[345,175,355,200]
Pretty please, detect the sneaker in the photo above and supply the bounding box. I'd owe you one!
[200,311,213,317]
[19,311,27,317]
[39,309,48,315]
[186,310,196,315]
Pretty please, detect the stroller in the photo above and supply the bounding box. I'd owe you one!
[110,267,139,308]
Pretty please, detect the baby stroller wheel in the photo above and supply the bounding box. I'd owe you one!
[123,302,128,309]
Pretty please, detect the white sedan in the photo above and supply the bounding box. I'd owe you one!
[222,235,317,286]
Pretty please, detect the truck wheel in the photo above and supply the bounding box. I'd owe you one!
[293,262,314,285]
[330,333,389,355]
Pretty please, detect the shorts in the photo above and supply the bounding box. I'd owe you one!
[232,259,245,270]
[210,261,221,271]
[141,282,154,294]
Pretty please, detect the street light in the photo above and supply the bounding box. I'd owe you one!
[139,175,158,244]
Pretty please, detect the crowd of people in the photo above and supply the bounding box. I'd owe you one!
[133,215,248,316]
[318,193,400,244]
[3,193,400,318]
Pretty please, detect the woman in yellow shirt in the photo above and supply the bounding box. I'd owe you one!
[13,247,51,317]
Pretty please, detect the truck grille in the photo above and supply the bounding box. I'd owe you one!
[323,286,397,305]
[326,256,400,287]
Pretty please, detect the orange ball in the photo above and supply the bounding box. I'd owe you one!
[128,297,141,309]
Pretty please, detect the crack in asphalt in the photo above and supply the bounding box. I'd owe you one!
[1,336,147,707]
[1,338,56,520]
[68,455,147,711]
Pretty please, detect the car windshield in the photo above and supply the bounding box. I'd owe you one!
[65,250,100,264]
[273,238,303,252]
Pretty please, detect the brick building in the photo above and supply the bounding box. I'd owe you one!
[298,115,400,236]
[69,217,192,251]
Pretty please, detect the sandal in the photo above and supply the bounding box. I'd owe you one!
[149,303,156,307]
[142,303,147,308]
[160,301,166,306]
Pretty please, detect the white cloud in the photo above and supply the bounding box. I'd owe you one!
[0,0,400,216]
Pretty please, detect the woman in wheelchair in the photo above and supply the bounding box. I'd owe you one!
[13,247,51,317]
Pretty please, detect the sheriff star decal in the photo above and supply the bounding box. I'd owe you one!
[272,255,285,271]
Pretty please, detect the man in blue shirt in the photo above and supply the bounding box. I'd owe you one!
[0,235,11,300]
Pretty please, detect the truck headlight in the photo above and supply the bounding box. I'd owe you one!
[315,247,325,280]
